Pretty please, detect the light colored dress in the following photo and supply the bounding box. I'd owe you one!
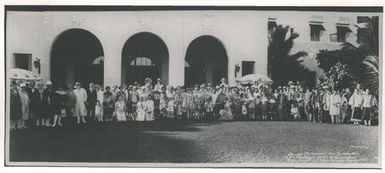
[19,90,30,120]
[329,94,341,116]
[74,88,87,117]
[115,101,126,121]
[136,101,146,121]
[97,90,104,104]
[145,100,155,121]
[220,101,233,120]
[95,104,103,119]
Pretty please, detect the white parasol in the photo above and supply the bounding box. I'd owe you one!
[10,68,42,80]
[236,74,273,85]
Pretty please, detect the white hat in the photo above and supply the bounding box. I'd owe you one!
[20,83,27,88]
[46,80,52,85]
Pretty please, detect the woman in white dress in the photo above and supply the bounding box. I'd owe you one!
[73,82,87,124]
[114,95,127,122]
[19,83,30,129]
[136,97,146,121]
[329,89,341,124]
[145,96,155,121]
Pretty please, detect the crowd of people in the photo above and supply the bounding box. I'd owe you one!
[9,77,378,131]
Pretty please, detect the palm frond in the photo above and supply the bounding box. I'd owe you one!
[362,55,379,97]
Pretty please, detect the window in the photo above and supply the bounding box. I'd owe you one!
[268,21,277,40]
[336,26,351,42]
[357,16,370,23]
[14,53,32,70]
[242,61,255,76]
[129,57,154,66]
[357,27,369,43]
[357,16,370,43]
[310,24,325,41]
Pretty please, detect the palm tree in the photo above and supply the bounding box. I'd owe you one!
[344,16,379,97]
[362,56,379,97]
[268,25,309,86]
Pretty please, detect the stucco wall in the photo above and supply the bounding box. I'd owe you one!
[6,10,381,86]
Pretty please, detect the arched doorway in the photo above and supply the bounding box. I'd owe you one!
[121,32,169,85]
[50,28,104,88]
[185,35,228,87]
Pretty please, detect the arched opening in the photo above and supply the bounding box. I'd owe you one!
[50,28,104,88]
[121,32,169,85]
[185,35,228,87]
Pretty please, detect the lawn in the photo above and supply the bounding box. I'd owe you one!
[9,120,379,165]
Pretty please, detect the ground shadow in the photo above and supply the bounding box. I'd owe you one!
[9,119,219,162]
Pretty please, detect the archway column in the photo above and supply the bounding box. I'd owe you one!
[168,40,184,87]
[103,39,122,87]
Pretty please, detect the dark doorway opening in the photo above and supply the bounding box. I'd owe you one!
[121,32,169,85]
[185,35,228,87]
[50,29,104,88]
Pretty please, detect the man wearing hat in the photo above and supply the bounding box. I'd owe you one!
[322,87,331,123]
[10,81,22,130]
[30,81,50,127]
[277,86,287,120]
[45,80,55,126]
[73,82,87,124]
[219,78,228,88]
[86,83,97,121]
[154,78,163,92]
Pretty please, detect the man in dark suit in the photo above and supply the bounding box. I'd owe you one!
[86,83,97,121]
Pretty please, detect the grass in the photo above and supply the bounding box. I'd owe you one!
[9,119,379,164]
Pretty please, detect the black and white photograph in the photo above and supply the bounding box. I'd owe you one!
[2,2,383,170]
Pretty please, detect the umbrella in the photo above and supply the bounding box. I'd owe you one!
[236,74,273,85]
[92,56,104,65]
[10,68,42,80]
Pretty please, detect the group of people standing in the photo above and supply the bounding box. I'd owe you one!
[9,77,378,131]
[274,81,377,126]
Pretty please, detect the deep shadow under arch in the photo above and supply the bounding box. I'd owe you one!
[185,35,228,87]
[50,28,104,88]
[121,32,169,85]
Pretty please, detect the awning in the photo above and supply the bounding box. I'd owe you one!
[309,23,326,31]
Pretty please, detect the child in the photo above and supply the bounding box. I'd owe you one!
[167,96,175,118]
[261,94,268,120]
[95,100,103,122]
[145,95,155,121]
[115,95,127,122]
[339,100,348,124]
[204,96,214,120]
[219,99,233,120]
[136,97,146,121]
[175,92,183,119]
[247,97,256,120]
[159,91,167,119]
[268,96,277,120]
[51,87,67,128]
[291,103,300,120]
[241,97,248,120]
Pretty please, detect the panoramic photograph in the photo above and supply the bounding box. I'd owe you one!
[4,6,382,168]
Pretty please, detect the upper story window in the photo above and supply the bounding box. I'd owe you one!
[268,20,277,41]
[357,16,370,43]
[336,26,352,42]
[310,24,325,41]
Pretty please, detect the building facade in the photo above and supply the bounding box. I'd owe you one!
[6,9,382,87]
